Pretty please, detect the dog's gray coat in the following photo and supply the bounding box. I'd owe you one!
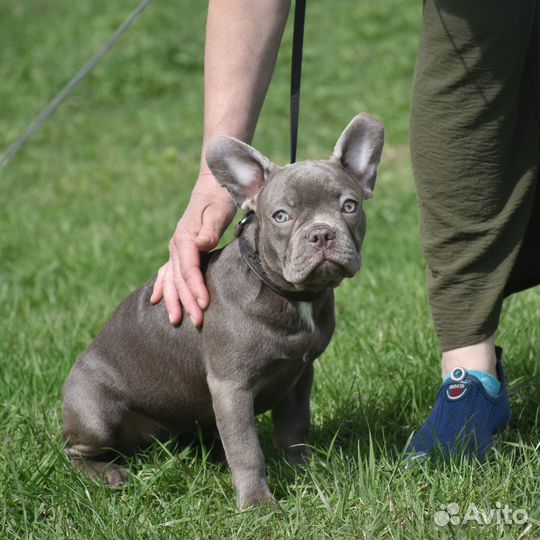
[63,114,384,509]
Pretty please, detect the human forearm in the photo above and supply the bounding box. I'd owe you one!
[199,0,291,177]
[153,0,290,324]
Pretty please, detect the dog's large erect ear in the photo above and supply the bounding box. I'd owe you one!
[331,113,384,199]
[205,136,274,210]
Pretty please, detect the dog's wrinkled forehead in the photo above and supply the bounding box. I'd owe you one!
[259,160,360,210]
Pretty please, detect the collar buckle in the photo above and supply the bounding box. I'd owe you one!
[234,211,255,238]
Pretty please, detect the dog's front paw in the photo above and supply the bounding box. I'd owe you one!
[284,446,309,466]
[237,480,274,511]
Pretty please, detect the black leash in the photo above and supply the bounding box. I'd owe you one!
[290,0,306,164]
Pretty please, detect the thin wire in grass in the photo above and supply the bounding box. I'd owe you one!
[0,0,151,169]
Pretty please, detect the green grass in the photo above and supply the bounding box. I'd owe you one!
[1,1,538,538]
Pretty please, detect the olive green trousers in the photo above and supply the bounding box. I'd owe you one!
[410,0,539,351]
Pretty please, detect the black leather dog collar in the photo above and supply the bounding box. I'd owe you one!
[235,212,322,303]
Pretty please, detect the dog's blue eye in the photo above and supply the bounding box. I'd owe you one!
[273,210,289,223]
[342,200,358,213]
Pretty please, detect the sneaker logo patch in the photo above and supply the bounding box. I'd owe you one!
[447,383,467,400]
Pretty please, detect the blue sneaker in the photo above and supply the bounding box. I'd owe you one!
[406,346,511,461]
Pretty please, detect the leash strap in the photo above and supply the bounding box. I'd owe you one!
[290,0,306,164]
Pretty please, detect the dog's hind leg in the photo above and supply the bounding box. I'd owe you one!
[63,369,130,487]
[66,445,129,488]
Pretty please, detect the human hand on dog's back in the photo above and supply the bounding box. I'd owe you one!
[150,173,235,326]
[150,0,291,326]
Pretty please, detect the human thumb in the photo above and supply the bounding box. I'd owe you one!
[195,211,224,250]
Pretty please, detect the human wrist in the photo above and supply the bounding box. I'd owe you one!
[193,170,222,193]
[191,173,235,210]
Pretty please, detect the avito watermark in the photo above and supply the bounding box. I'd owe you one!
[434,502,533,527]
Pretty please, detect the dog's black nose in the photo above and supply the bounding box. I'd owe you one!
[308,227,336,248]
